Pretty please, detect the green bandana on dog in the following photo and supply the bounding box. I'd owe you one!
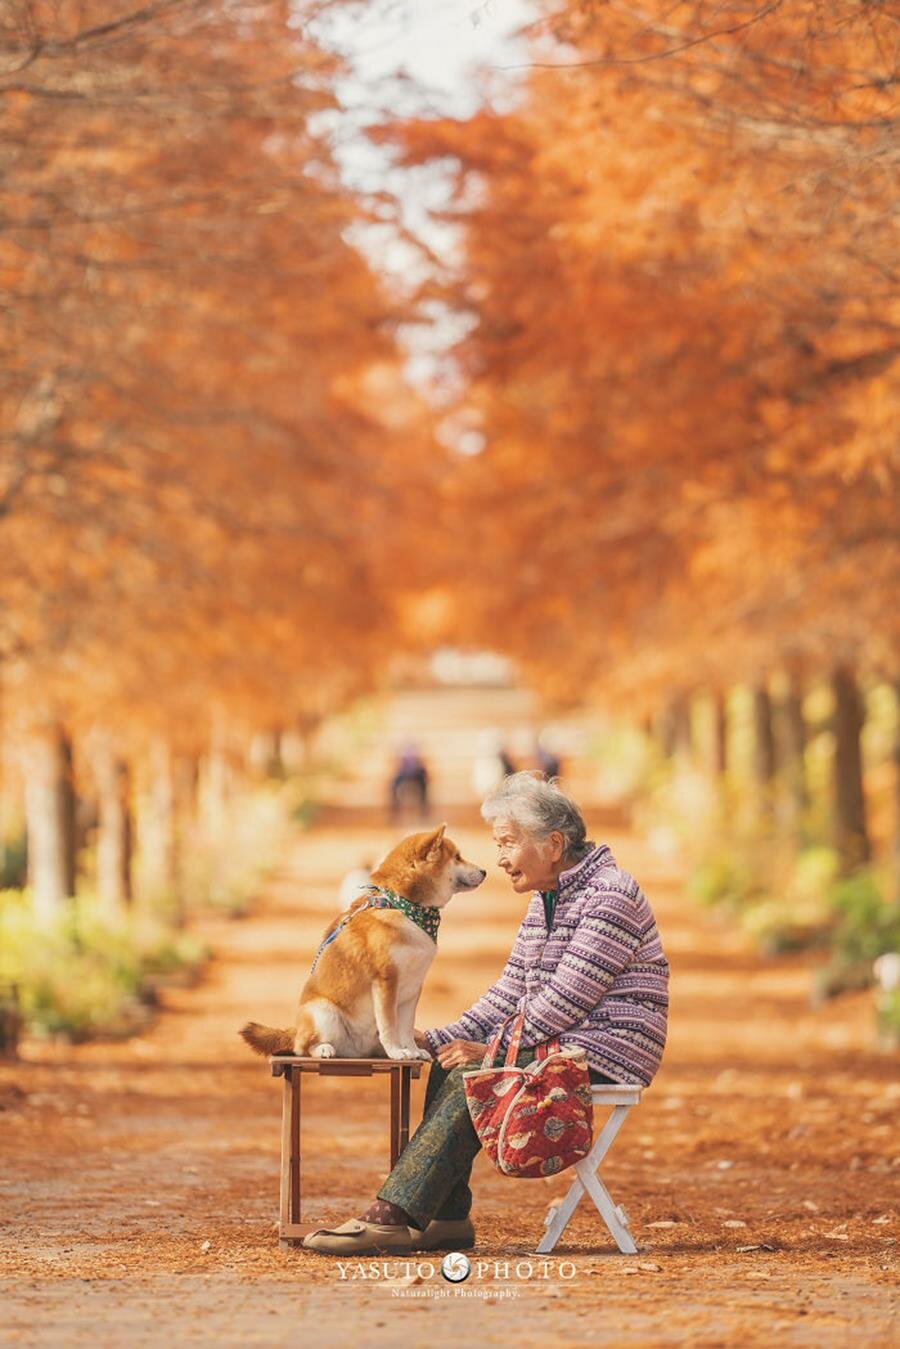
[360,884,442,943]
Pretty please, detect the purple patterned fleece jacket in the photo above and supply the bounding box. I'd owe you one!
[424,843,669,1087]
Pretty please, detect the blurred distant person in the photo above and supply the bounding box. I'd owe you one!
[472,730,517,800]
[535,732,561,780]
[389,743,430,822]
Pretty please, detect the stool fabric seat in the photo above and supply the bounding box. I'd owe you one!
[536,1084,642,1255]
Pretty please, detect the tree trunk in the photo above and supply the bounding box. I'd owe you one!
[171,755,201,926]
[181,755,200,819]
[143,738,180,913]
[673,692,693,760]
[832,664,870,870]
[205,734,229,843]
[712,691,728,777]
[269,726,285,778]
[296,714,319,767]
[892,678,900,900]
[783,670,809,830]
[96,741,133,913]
[753,685,777,784]
[656,704,676,759]
[59,729,78,898]
[23,727,75,921]
[752,684,776,821]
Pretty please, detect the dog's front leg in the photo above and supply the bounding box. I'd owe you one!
[397,994,431,1060]
[396,995,417,1046]
[372,977,410,1060]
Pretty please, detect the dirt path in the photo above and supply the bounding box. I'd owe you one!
[1,694,897,1346]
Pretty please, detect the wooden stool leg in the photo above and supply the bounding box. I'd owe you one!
[389,1067,400,1168]
[398,1066,411,1156]
[279,1067,293,1238]
[290,1069,301,1223]
[279,1067,302,1245]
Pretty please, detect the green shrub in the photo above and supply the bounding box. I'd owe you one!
[0,891,207,1041]
[0,833,27,889]
[640,703,900,1015]
[876,988,900,1049]
[689,847,764,911]
[829,870,900,963]
[740,847,840,954]
[687,834,898,994]
[291,796,320,828]
[814,870,900,1000]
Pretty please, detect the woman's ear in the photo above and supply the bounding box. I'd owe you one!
[548,830,565,862]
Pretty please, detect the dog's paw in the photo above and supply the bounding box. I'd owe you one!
[392,1044,431,1062]
[383,1044,411,1061]
[312,1043,336,1059]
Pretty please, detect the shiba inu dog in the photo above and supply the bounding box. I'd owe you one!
[239,825,485,1061]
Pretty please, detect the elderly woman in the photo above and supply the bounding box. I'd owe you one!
[303,772,669,1256]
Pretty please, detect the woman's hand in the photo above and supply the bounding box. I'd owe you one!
[413,1028,431,1050]
[436,1038,488,1069]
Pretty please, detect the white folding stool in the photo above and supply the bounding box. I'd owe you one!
[536,1084,641,1255]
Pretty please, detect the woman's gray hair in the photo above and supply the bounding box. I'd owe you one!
[480,772,591,861]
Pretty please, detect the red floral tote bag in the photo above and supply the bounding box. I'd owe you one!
[463,1008,593,1177]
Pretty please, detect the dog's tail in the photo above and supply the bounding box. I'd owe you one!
[239,1021,294,1057]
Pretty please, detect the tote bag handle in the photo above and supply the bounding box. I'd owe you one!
[480,1007,560,1068]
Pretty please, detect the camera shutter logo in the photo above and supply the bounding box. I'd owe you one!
[441,1251,471,1283]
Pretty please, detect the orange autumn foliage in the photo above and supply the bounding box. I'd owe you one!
[374,0,898,709]
[0,1,438,750]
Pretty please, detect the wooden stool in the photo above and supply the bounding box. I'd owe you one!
[535,1084,642,1255]
[268,1055,426,1246]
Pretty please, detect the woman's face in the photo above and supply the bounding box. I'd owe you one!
[491,819,565,893]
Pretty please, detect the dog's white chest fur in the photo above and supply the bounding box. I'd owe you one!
[393,920,438,999]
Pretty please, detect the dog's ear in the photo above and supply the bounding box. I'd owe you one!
[422,823,447,857]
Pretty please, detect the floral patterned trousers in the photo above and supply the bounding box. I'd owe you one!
[377,1048,613,1230]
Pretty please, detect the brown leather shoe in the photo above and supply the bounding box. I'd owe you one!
[412,1217,475,1250]
[301,1218,414,1256]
